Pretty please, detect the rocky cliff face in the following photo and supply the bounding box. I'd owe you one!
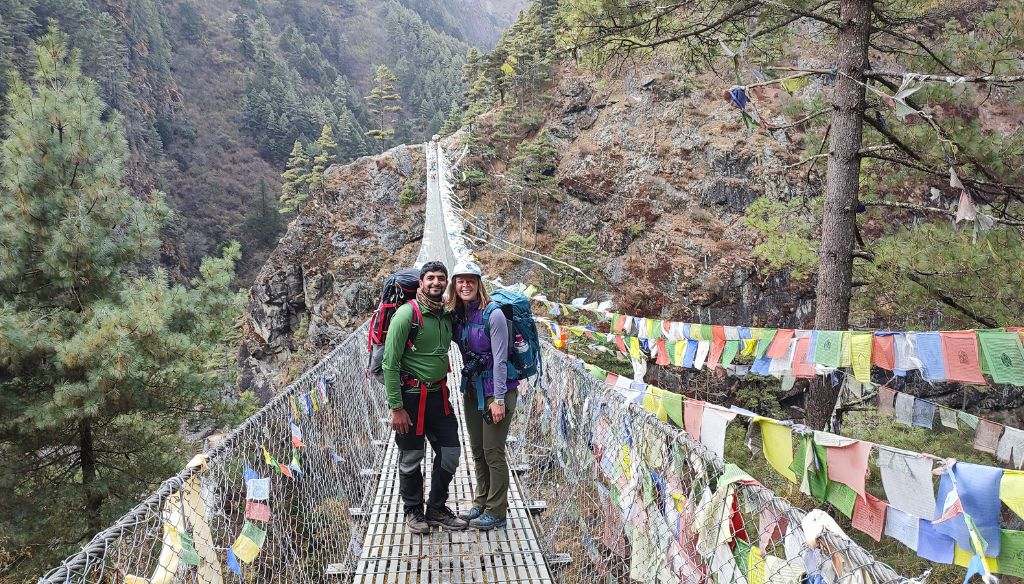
[464,64,816,328]
[239,146,424,401]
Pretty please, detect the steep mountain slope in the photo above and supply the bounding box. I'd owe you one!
[0,0,523,280]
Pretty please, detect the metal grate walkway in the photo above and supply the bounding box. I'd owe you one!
[350,354,553,583]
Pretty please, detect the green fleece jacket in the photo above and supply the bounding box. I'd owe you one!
[382,302,452,410]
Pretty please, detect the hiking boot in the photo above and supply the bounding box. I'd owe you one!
[425,505,469,531]
[469,513,507,531]
[458,506,484,521]
[405,509,430,534]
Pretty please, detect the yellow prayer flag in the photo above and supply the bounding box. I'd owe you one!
[850,332,873,382]
[628,336,642,359]
[231,535,261,564]
[1001,471,1024,520]
[840,331,852,368]
[953,545,998,571]
[741,339,758,357]
[674,340,687,365]
[621,445,632,481]
[758,418,797,483]
[642,389,660,417]
[748,544,767,584]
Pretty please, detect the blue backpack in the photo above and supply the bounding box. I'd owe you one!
[484,288,541,382]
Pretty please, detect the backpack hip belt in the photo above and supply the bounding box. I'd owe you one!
[402,375,450,436]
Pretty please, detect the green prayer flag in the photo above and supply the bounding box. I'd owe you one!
[959,411,980,429]
[755,329,777,359]
[649,319,662,341]
[998,529,1024,577]
[241,521,267,548]
[641,470,655,506]
[789,435,808,481]
[663,393,684,427]
[814,331,844,367]
[179,531,200,566]
[826,481,857,518]
[808,440,830,503]
[733,538,752,578]
[978,331,1024,386]
[779,76,810,94]
[720,463,755,487]
[721,340,740,367]
[700,324,713,342]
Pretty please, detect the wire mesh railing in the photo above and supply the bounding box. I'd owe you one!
[506,343,914,583]
[38,321,388,584]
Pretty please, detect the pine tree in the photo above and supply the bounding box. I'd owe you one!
[365,64,402,153]
[308,124,337,197]
[232,11,255,60]
[0,29,244,574]
[279,139,312,213]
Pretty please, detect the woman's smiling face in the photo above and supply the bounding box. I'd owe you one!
[455,275,479,302]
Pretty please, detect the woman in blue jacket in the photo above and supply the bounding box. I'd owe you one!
[446,261,517,530]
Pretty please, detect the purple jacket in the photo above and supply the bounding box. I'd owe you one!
[455,301,518,406]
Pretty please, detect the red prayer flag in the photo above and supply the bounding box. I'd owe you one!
[940,331,986,384]
[729,495,748,547]
[791,337,816,378]
[852,493,888,542]
[279,463,293,478]
[245,501,271,522]
[684,399,704,441]
[766,329,795,359]
[871,334,896,371]
[878,386,897,417]
[656,339,670,366]
[825,439,872,499]
[613,335,628,355]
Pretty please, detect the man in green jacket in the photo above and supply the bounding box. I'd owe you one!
[382,260,468,534]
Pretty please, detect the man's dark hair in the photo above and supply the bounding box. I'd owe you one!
[419,261,448,280]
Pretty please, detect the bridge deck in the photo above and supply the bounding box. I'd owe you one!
[350,367,553,583]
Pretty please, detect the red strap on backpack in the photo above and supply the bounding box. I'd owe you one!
[412,378,449,436]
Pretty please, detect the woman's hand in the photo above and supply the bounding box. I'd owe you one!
[488,401,506,424]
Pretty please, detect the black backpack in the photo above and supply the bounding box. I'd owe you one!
[366,268,422,384]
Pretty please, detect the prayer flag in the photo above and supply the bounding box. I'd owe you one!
[290,422,304,448]
[246,478,270,501]
[813,331,843,367]
[872,333,896,371]
[766,329,794,359]
[975,419,1003,454]
[240,521,267,547]
[243,466,258,484]
[1001,470,1024,520]
[684,399,704,441]
[885,507,920,551]
[918,517,955,564]
[825,439,872,500]
[226,548,241,575]
[178,531,200,566]
[998,529,1024,577]
[852,493,887,542]
[755,329,777,359]
[933,463,1004,556]
[940,331,986,384]
[877,446,935,519]
[245,501,271,522]
[721,340,740,367]
[758,419,797,483]
[791,337,816,378]
[655,339,670,366]
[850,332,873,382]
[977,331,1024,386]
[916,332,946,381]
[878,386,896,417]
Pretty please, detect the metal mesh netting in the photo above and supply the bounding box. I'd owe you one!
[503,343,913,583]
[39,322,387,584]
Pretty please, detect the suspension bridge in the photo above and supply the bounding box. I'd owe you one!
[37,141,916,584]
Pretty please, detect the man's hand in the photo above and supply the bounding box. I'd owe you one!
[488,401,506,424]
[391,408,412,434]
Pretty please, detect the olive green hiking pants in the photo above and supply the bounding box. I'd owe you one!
[463,389,517,519]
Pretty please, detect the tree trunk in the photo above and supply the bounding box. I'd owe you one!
[807,0,872,430]
[80,418,104,534]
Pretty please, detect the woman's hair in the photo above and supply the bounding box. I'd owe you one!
[444,274,492,312]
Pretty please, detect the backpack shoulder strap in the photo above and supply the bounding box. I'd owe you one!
[406,300,424,349]
[481,301,499,336]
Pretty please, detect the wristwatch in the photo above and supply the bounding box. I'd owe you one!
[494,398,505,406]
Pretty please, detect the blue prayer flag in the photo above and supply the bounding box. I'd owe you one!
[227,548,241,575]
